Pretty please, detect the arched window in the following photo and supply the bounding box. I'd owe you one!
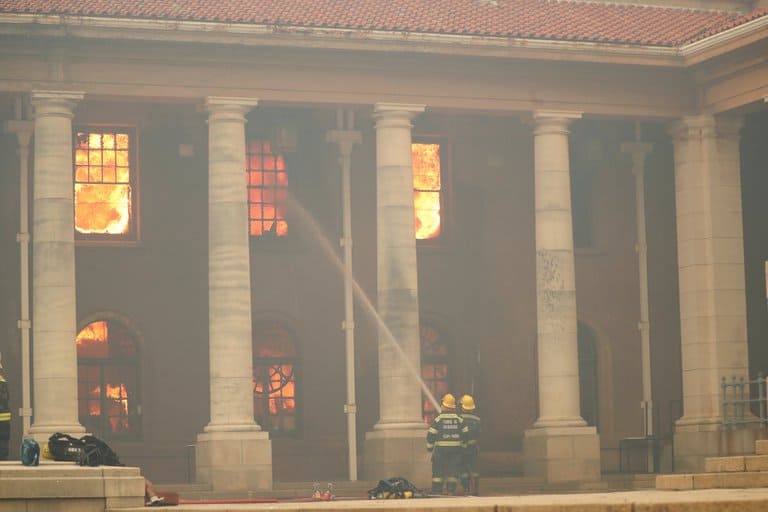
[76,319,140,439]
[578,322,599,428]
[420,322,449,424]
[252,323,299,435]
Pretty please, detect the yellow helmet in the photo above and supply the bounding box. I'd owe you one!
[460,394,476,411]
[441,393,456,409]
[41,443,54,460]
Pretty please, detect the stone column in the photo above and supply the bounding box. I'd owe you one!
[669,114,751,472]
[523,110,600,483]
[196,97,272,491]
[28,90,86,440]
[363,103,430,486]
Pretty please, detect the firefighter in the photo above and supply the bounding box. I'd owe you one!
[0,354,10,460]
[426,393,467,495]
[459,394,481,495]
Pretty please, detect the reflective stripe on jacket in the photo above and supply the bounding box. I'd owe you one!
[0,376,10,422]
[426,412,467,450]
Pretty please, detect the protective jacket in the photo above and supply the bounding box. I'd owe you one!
[461,412,481,453]
[426,411,467,451]
[0,375,10,424]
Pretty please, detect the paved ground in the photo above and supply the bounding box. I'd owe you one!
[112,488,768,511]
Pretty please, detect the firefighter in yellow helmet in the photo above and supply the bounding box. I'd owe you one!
[426,393,468,495]
[0,354,10,460]
[459,394,481,495]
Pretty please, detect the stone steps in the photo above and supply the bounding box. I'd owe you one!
[656,438,768,490]
[156,473,656,500]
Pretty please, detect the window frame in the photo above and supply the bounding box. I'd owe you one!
[420,321,451,424]
[245,137,291,243]
[76,318,142,441]
[412,135,452,248]
[252,322,301,438]
[73,124,141,245]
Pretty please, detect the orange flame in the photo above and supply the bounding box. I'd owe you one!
[75,184,131,234]
[247,140,288,237]
[74,131,132,235]
[412,143,441,240]
[106,383,129,415]
[76,321,109,358]
[89,385,101,416]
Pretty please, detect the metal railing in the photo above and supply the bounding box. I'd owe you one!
[721,373,768,428]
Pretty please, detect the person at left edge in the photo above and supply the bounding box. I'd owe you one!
[0,353,11,460]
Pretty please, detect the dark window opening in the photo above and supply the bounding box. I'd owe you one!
[76,320,140,439]
[420,323,449,424]
[578,322,599,428]
[253,323,299,435]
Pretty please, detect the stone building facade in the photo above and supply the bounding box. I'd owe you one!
[0,0,767,491]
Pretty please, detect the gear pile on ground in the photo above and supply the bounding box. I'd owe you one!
[367,477,420,499]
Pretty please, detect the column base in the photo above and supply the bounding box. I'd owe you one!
[523,426,600,483]
[28,423,86,443]
[674,419,766,473]
[196,430,272,491]
[363,428,431,488]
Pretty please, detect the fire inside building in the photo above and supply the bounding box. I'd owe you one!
[0,0,767,494]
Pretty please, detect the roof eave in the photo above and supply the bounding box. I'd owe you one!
[0,13,684,67]
[681,14,768,65]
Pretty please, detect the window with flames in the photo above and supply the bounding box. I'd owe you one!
[253,324,298,434]
[74,128,136,240]
[247,139,288,237]
[421,323,449,424]
[76,320,140,439]
[412,142,443,241]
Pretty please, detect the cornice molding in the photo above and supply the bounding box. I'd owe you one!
[0,13,682,67]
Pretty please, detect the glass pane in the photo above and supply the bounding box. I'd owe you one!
[116,133,129,149]
[75,184,131,235]
[89,133,102,149]
[102,133,115,149]
[76,321,110,359]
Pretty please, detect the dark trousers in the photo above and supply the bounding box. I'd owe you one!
[0,421,10,460]
[460,450,479,495]
[431,447,462,495]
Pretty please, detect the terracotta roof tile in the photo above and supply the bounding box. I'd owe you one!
[0,0,766,47]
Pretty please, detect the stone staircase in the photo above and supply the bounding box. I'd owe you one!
[156,473,657,501]
[656,439,768,490]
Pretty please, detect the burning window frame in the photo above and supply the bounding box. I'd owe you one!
[420,322,451,425]
[76,318,142,440]
[73,125,139,243]
[252,323,300,437]
[246,138,289,239]
[412,138,449,244]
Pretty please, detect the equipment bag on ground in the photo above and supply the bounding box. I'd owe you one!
[47,432,85,462]
[47,432,124,466]
[367,477,419,499]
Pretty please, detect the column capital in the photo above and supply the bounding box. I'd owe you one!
[30,90,85,104]
[373,103,424,131]
[30,90,84,117]
[204,97,259,121]
[668,114,743,142]
[532,110,583,121]
[205,96,259,110]
[326,129,362,157]
[530,110,582,136]
[373,103,425,117]
[4,119,34,148]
